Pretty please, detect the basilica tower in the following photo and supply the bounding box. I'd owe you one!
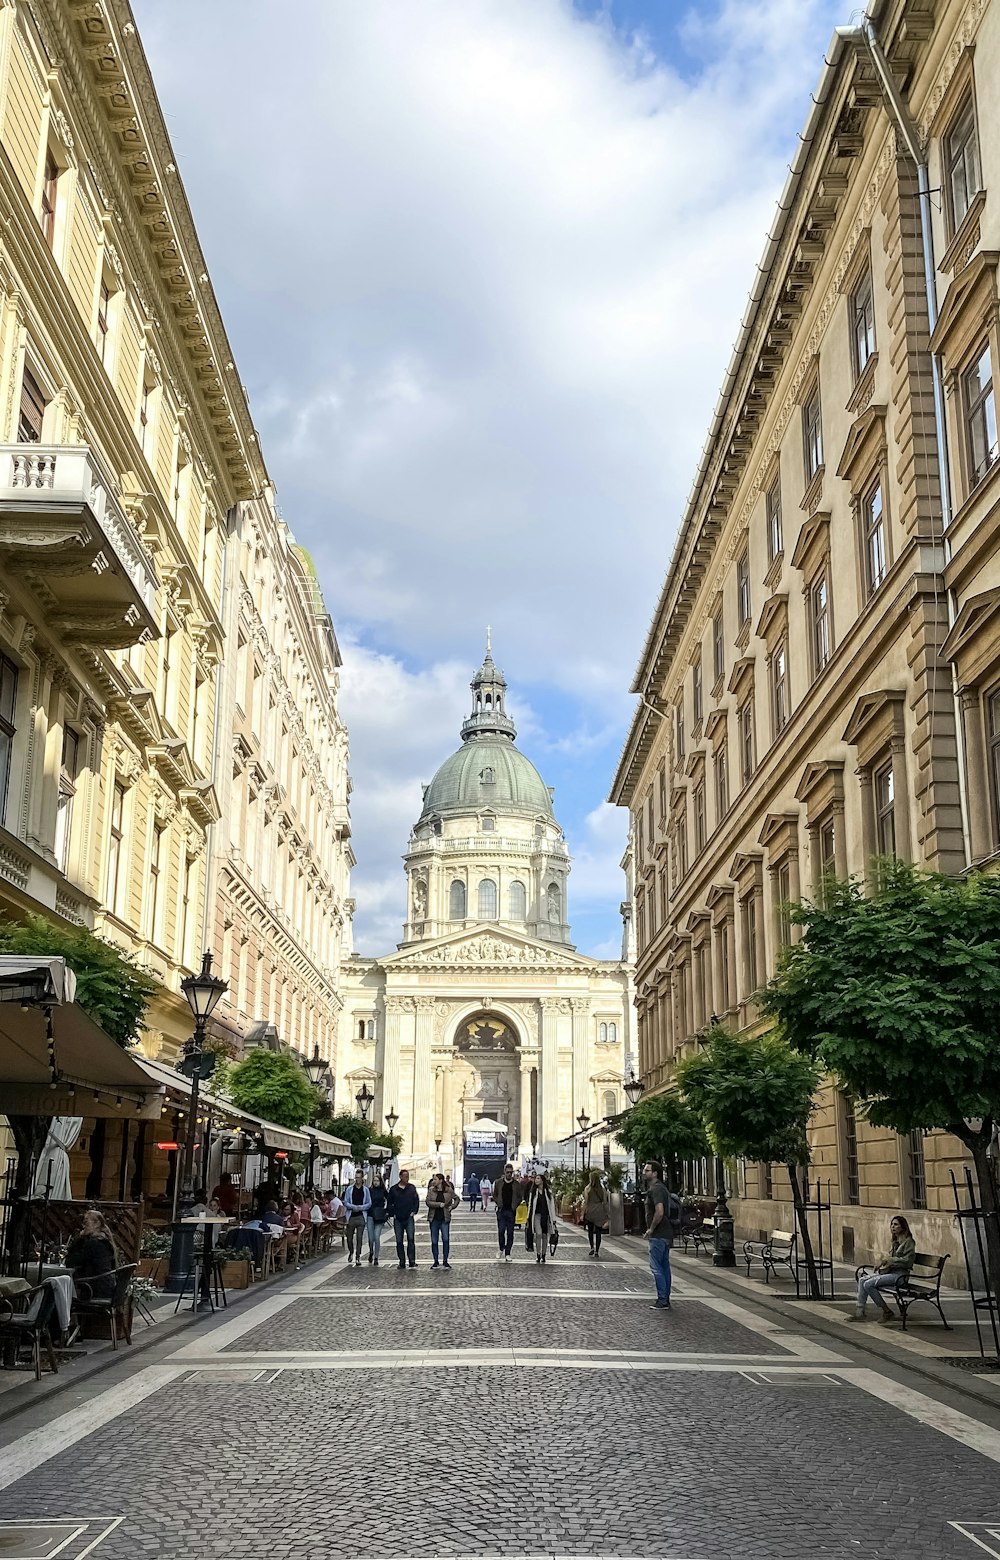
[402,639,572,947]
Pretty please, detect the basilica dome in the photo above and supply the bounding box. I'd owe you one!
[418,644,554,821]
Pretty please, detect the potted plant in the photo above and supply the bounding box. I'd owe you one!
[219,1246,256,1290]
[137,1228,172,1283]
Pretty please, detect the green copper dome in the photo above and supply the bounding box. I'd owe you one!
[418,638,555,820]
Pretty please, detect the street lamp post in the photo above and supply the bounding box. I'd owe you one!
[386,1107,399,1135]
[577,1111,591,1173]
[356,1082,374,1121]
[623,1071,645,1236]
[165,952,229,1296]
[304,1046,332,1190]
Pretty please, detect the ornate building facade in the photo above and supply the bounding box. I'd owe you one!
[611,0,1000,1273]
[0,0,350,1075]
[337,647,632,1168]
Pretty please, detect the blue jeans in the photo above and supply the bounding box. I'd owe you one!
[497,1207,516,1255]
[367,1214,385,1259]
[430,1216,450,1264]
[394,1214,416,1266]
[648,1237,673,1303]
[857,1271,902,1314]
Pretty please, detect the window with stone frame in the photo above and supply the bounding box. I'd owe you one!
[874,760,896,858]
[989,685,1000,847]
[906,1129,927,1210]
[675,698,685,762]
[861,476,888,596]
[732,852,765,1004]
[765,476,783,565]
[712,605,725,687]
[40,147,60,249]
[657,765,666,826]
[810,571,832,674]
[675,810,689,880]
[17,367,47,443]
[714,742,729,821]
[54,725,80,875]
[943,89,982,237]
[736,549,751,631]
[0,653,18,824]
[738,697,755,784]
[106,781,127,916]
[693,779,706,855]
[775,857,792,948]
[850,264,876,380]
[478,878,498,920]
[449,879,467,920]
[692,652,703,730]
[839,1091,861,1206]
[963,343,998,489]
[802,381,823,484]
[769,639,789,738]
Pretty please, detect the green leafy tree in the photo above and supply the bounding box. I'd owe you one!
[0,912,155,1266]
[614,1092,708,1190]
[762,860,1000,1299]
[677,1026,823,1297]
[314,1112,374,1163]
[226,1049,319,1130]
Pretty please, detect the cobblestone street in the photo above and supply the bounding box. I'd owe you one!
[2,1213,1000,1560]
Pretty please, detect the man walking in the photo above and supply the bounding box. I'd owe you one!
[343,1169,371,1268]
[494,1162,519,1263]
[467,1171,481,1212]
[388,1168,420,1270]
[643,1161,677,1310]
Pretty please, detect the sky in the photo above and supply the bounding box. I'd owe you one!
[132,0,848,958]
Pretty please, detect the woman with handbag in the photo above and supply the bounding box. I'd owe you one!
[366,1172,389,1266]
[526,1173,558,1265]
[581,1171,611,1258]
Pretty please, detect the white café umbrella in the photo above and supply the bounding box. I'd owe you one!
[30,1115,83,1200]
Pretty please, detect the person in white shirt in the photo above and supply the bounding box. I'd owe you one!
[480,1175,493,1212]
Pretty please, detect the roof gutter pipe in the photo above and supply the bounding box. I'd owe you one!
[836,18,971,869]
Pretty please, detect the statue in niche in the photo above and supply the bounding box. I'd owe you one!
[412,877,427,917]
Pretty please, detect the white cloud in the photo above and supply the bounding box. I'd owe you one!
[132,0,845,946]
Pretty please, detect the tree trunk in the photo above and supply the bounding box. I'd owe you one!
[5,1116,50,1275]
[965,1130,1000,1306]
[787,1162,821,1299]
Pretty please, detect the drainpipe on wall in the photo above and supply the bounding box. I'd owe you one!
[835,19,972,867]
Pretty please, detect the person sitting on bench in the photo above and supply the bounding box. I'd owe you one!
[849,1215,915,1324]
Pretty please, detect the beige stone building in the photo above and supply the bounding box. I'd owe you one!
[337,646,632,1173]
[611,0,1000,1272]
[208,486,353,1070]
[0,0,350,1085]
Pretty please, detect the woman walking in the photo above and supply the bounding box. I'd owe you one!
[848,1215,916,1323]
[581,1171,611,1258]
[367,1171,389,1266]
[526,1172,558,1265]
[344,1170,371,1268]
[426,1172,459,1270]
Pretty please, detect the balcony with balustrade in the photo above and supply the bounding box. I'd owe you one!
[0,444,159,649]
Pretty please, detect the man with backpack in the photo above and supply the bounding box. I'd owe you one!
[642,1161,681,1310]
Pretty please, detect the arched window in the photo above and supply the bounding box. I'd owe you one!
[366,1018,375,1040]
[358,1019,365,1041]
[598,1021,607,1044]
[608,1021,617,1044]
[478,879,498,919]
[603,1088,617,1119]
[547,882,560,923]
[449,880,467,920]
[508,880,526,919]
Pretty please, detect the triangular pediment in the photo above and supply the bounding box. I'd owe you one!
[381,924,597,972]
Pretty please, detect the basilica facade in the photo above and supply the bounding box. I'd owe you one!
[337,645,633,1171]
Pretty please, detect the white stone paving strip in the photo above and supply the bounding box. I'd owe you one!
[168,1292,302,1358]
[845,1367,1000,1465]
[296,1287,664,1300]
[0,1366,185,1493]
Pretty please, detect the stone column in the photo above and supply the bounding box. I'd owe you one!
[571,998,589,1122]
[413,997,436,1156]
[891,732,912,860]
[539,999,561,1157]
[962,690,991,861]
[519,1062,533,1155]
[833,798,849,879]
[382,997,404,1141]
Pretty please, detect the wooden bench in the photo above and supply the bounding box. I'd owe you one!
[855,1253,950,1330]
[744,1229,798,1284]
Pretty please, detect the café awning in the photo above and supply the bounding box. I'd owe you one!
[135,1057,314,1154]
[309,1125,352,1157]
[0,956,166,1119]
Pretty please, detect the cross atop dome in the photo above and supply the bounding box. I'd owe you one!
[462,632,516,742]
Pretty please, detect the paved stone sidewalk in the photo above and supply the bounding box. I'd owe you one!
[0,1211,999,1560]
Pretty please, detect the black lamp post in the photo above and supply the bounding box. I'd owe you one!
[577,1111,591,1172]
[166,951,228,1296]
[701,1016,736,1268]
[304,1046,332,1189]
[623,1071,645,1235]
[356,1082,374,1121]
[386,1106,399,1135]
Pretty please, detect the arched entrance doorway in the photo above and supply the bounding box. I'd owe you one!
[452,1012,520,1134]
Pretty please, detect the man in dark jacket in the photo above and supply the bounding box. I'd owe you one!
[387,1169,420,1270]
[494,1162,520,1262]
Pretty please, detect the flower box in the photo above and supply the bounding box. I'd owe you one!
[222,1259,254,1290]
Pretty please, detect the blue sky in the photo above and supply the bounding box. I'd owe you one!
[133,0,846,957]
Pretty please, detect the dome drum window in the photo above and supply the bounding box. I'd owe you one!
[449,880,467,920]
[478,879,498,920]
[508,880,526,920]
